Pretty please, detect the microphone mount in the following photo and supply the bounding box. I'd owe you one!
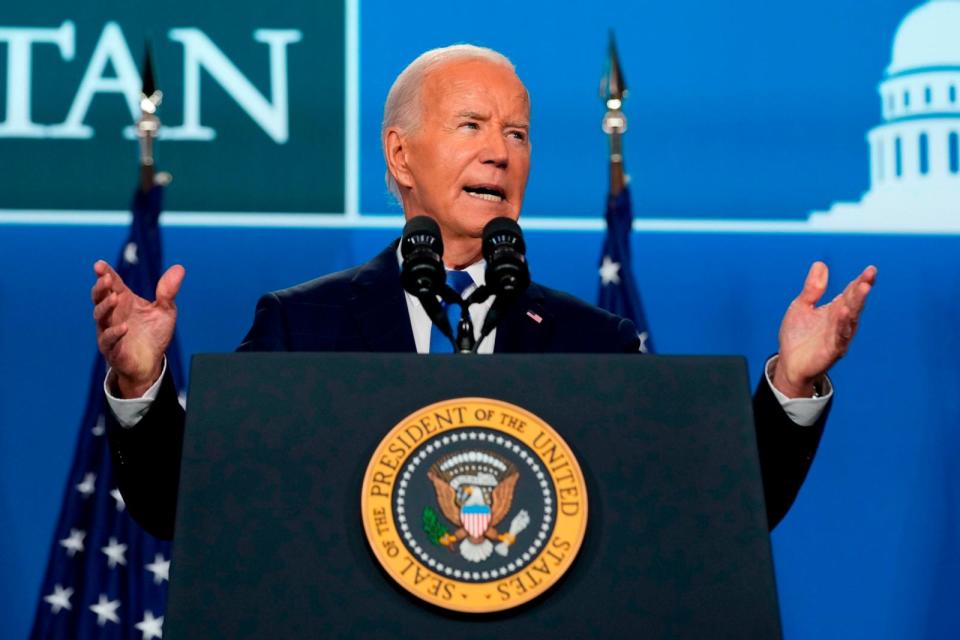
[400,216,531,354]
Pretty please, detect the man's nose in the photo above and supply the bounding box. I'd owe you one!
[478,130,509,169]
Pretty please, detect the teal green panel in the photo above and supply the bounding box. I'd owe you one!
[0,1,345,213]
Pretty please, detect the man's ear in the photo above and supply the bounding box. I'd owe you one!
[384,129,415,189]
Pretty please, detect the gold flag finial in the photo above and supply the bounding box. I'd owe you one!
[600,32,628,196]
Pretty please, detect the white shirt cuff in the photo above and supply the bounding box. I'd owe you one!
[765,355,832,427]
[103,357,167,429]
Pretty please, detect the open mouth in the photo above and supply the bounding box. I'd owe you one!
[463,184,506,203]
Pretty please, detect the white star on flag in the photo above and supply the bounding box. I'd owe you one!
[110,488,126,511]
[124,241,139,264]
[75,472,96,497]
[89,594,121,626]
[599,255,621,285]
[92,415,106,436]
[145,553,170,584]
[44,584,73,614]
[135,610,164,640]
[59,528,86,557]
[101,537,128,569]
[637,331,650,354]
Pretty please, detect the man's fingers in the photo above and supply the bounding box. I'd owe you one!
[844,265,877,311]
[155,265,186,307]
[91,260,126,302]
[93,259,111,277]
[839,312,855,341]
[93,259,122,285]
[98,322,128,354]
[91,274,112,304]
[841,269,876,317]
[91,272,127,306]
[93,293,118,324]
[842,320,856,340]
[796,261,829,306]
[829,301,858,352]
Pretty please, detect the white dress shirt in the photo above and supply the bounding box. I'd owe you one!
[402,256,496,354]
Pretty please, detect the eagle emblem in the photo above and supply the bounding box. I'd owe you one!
[426,450,530,563]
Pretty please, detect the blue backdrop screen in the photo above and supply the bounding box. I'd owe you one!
[2,1,957,639]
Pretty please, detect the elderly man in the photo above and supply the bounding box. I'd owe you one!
[91,45,876,540]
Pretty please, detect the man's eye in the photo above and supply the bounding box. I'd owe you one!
[460,121,479,130]
[508,130,527,142]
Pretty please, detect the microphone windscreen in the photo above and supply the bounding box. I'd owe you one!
[482,217,525,261]
[401,216,443,258]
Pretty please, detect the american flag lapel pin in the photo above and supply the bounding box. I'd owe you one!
[526,310,543,324]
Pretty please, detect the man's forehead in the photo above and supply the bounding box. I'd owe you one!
[422,60,530,118]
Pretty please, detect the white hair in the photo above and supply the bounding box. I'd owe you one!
[381,44,520,200]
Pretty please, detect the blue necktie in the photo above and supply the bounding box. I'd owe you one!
[429,270,475,353]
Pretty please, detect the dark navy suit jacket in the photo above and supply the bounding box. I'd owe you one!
[108,242,829,540]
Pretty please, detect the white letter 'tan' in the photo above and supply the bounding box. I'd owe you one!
[48,22,140,139]
[164,28,302,143]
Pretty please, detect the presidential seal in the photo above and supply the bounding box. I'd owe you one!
[361,398,588,613]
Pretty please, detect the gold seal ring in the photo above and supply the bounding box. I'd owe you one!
[361,397,588,613]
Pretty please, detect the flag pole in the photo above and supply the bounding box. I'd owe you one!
[596,32,655,354]
[30,42,178,640]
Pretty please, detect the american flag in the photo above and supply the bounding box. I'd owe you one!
[597,187,655,354]
[30,184,184,639]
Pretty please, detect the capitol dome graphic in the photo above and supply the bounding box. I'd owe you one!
[809,0,960,231]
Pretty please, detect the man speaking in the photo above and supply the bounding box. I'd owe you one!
[90,45,876,541]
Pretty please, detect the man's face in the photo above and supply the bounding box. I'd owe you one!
[394,59,531,243]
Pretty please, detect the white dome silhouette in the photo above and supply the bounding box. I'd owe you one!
[890,0,960,75]
[809,0,960,232]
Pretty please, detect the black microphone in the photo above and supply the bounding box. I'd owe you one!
[482,217,530,297]
[400,216,455,345]
[400,216,445,297]
[474,218,531,348]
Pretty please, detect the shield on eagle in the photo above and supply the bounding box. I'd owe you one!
[461,504,492,539]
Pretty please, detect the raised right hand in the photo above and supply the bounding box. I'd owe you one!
[91,260,185,398]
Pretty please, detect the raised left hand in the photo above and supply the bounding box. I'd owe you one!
[773,262,877,398]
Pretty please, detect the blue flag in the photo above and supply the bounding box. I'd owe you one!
[597,187,654,353]
[30,185,183,639]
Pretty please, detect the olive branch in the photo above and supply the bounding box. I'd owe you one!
[422,506,450,545]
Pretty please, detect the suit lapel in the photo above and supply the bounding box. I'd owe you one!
[494,283,554,353]
[349,241,417,352]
